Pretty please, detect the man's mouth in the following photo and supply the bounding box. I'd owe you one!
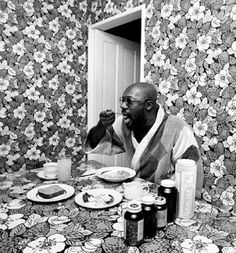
[122,112,130,124]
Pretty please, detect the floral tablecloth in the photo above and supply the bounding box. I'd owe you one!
[0,161,236,253]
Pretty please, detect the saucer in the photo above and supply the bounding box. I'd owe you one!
[37,170,57,180]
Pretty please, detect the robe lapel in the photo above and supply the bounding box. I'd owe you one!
[131,105,165,173]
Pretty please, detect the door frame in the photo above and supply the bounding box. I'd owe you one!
[87,4,146,131]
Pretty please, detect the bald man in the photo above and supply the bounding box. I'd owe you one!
[85,82,203,198]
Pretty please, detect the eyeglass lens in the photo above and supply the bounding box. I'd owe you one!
[120,97,134,106]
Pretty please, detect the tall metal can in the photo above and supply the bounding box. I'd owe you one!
[155,196,167,230]
[175,159,197,219]
[124,201,144,246]
[158,179,178,223]
[141,195,157,239]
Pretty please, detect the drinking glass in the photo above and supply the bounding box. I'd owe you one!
[43,162,57,179]
[57,156,72,181]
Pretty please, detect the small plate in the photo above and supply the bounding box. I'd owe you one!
[26,183,75,203]
[37,170,57,180]
[96,167,136,183]
[75,188,123,209]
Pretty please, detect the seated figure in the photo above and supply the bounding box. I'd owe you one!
[85,82,203,198]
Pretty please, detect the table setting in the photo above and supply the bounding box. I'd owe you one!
[0,159,236,253]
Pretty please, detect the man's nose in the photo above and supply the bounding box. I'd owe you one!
[120,100,128,109]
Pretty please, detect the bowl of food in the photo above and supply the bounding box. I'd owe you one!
[96,166,136,183]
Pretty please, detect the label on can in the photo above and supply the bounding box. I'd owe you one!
[124,219,144,244]
[156,209,167,228]
[176,171,196,218]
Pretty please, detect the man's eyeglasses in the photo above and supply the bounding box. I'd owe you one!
[119,96,148,107]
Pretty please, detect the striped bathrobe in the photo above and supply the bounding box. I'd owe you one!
[85,105,203,198]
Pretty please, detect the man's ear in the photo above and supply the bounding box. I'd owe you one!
[146,100,154,111]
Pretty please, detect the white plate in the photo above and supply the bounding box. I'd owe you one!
[26,183,75,203]
[75,188,123,209]
[37,170,57,180]
[96,166,136,183]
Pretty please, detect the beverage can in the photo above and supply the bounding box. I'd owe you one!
[142,195,157,239]
[158,179,178,223]
[175,159,197,219]
[155,196,167,230]
[124,201,144,246]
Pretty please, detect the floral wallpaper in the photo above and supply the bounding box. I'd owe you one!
[0,0,88,172]
[1,0,236,212]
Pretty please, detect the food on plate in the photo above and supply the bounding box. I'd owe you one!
[102,170,130,179]
[82,191,114,206]
[82,192,91,202]
[37,185,66,199]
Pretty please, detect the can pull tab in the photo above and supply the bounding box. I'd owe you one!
[155,196,166,204]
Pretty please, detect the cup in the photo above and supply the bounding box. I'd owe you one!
[123,181,149,200]
[57,156,72,181]
[43,162,57,179]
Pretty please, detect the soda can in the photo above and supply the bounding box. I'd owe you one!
[124,201,144,246]
[158,179,178,223]
[142,195,157,239]
[155,196,167,230]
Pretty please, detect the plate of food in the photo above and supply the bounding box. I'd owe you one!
[96,167,136,183]
[75,188,123,209]
[26,183,75,203]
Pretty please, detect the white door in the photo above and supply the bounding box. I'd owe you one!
[88,29,140,167]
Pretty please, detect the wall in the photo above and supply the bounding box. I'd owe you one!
[0,0,88,172]
[0,0,236,212]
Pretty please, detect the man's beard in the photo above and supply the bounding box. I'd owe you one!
[125,112,146,131]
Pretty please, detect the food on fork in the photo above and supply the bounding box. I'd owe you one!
[38,185,66,199]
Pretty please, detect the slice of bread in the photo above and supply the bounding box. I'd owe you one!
[38,185,65,199]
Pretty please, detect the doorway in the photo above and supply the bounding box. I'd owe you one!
[87,4,145,166]
[106,19,141,44]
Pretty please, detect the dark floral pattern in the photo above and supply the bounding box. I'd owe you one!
[0,0,236,212]
[0,0,88,173]
[0,165,236,253]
